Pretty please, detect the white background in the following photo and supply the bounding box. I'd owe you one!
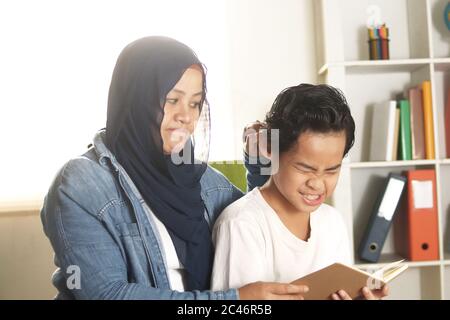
[0,0,317,202]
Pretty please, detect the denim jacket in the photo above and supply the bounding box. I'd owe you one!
[41,130,267,300]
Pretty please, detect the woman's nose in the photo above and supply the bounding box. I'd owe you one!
[175,104,191,124]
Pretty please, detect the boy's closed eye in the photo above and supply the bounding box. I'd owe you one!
[294,163,316,173]
[325,167,341,175]
[294,162,341,175]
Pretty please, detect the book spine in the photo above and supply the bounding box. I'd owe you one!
[392,108,400,161]
[422,81,435,159]
[409,87,425,160]
[399,100,413,160]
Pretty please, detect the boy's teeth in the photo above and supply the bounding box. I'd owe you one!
[304,194,320,200]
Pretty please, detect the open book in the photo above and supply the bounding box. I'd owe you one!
[291,260,408,300]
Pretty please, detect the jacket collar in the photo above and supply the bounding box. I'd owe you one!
[92,129,120,170]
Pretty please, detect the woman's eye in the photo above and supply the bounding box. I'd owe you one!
[190,102,201,109]
[166,98,178,105]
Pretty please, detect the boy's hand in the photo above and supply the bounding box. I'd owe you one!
[361,285,389,300]
[238,281,309,300]
[242,121,270,159]
[330,285,389,300]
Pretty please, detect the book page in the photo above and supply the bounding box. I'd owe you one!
[383,264,408,283]
[372,260,404,278]
[371,260,408,283]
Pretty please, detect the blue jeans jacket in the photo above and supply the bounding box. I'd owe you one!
[41,130,267,299]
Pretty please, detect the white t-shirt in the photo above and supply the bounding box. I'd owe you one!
[147,209,186,291]
[211,188,351,291]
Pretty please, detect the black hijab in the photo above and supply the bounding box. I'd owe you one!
[105,36,212,290]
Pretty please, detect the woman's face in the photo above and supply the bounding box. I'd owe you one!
[160,65,203,154]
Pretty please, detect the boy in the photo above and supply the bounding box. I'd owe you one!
[211,84,388,300]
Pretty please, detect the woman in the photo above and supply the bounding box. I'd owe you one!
[40,36,308,299]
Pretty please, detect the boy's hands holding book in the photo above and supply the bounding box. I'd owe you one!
[331,285,389,300]
[237,280,388,300]
[290,260,405,300]
[238,281,310,300]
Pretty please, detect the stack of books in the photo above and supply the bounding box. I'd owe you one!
[369,81,435,162]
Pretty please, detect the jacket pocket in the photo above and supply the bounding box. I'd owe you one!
[115,222,153,284]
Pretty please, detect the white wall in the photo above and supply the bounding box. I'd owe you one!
[0,0,229,202]
[226,0,318,158]
[0,0,317,202]
[0,0,317,299]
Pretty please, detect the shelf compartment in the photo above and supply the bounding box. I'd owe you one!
[344,64,432,162]
[350,166,436,266]
[338,0,430,61]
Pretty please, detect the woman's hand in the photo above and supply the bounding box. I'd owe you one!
[330,285,389,300]
[242,121,270,159]
[238,281,309,300]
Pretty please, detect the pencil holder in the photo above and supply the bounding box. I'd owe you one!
[368,38,390,60]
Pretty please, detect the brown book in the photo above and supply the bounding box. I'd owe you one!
[409,87,425,160]
[291,260,408,300]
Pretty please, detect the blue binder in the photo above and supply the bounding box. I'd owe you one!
[358,173,407,263]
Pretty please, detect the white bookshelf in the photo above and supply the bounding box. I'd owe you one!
[348,159,437,168]
[315,0,450,299]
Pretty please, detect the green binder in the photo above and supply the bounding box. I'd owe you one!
[398,100,412,160]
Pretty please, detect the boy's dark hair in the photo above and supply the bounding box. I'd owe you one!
[265,83,355,156]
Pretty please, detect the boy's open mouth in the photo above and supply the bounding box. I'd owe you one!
[300,192,324,206]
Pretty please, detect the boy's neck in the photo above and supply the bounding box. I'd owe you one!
[259,177,312,241]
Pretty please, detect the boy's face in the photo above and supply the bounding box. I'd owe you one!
[272,130,346,214]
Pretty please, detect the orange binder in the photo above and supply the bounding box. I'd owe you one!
[422,81,435,159]
[403,170,439,261]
